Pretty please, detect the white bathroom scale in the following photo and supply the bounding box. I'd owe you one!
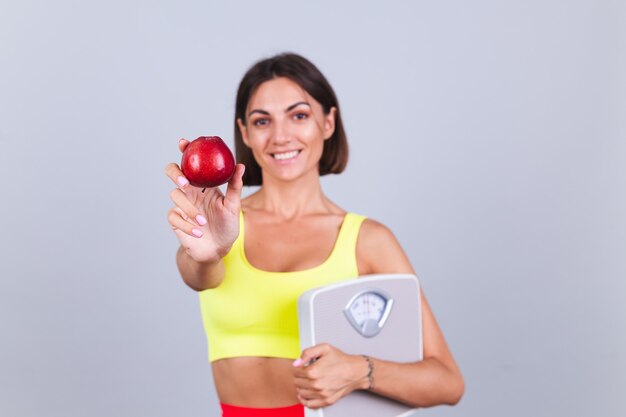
[297,274,423,417]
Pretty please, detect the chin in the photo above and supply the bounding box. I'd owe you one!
[265,166,319,183]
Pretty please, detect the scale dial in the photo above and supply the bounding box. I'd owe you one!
[343,289,394,338]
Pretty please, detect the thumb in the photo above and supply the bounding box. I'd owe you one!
[224,164,245,212]
[293,344,329,368]
[178,138,190,153]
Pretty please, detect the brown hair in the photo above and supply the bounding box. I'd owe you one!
[234,53,348,186]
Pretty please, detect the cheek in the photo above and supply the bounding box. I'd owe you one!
[300,123,325,142]
[246,130,270,148]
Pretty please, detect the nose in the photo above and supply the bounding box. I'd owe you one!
[271,120,291,145]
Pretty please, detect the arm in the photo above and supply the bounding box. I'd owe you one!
[293,219,464,408]
[354,296,464,407]
[175,246,226,291]
[165,139,245,291]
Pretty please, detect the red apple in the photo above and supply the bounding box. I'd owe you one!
[181,136,236,189]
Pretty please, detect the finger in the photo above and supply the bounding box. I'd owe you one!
[178,138,190,153]
[294,376,318,391]
[297,393,315,405]
[297,395,309,408]
[298,395,326,410]
[293,363,320,379]
[294,344,329,368]
[164,162,190,188]
[223,164,245,212]
[173,207,194,224]
[169,188,207,226]
[167,208,204,238]
[293,369,311,380]
[297,387,323,399]
[299,389,343,409]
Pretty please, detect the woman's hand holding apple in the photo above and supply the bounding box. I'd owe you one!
[165,138,245,264]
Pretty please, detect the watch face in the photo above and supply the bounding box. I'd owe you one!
[343,289,394,338]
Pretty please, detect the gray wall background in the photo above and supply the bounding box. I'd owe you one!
[1,1,624,416]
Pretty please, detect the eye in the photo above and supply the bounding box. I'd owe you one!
[252,118,269,127]
[293,112,308,121]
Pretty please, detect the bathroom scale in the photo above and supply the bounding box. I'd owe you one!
[297,274,423,417]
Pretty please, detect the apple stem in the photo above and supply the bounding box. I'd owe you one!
[202,188,206,193]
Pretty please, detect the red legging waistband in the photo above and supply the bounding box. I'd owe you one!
[220,402,305,417]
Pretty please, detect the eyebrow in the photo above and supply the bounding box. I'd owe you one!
[286,101,310,112]
[247,101,310,118]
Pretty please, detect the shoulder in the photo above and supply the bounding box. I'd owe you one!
[357,217,394,242]
[356,218,401,256]
[356,218,415,275]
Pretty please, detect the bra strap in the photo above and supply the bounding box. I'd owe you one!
[333,212,367,260]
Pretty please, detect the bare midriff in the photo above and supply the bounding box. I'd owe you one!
[211,357,300,407]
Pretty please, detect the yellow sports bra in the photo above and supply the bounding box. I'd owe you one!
[199,212,366,362]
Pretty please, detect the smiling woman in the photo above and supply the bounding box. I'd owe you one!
[236,77,336,185]
[164,53,464,417]
[233,54,348,186]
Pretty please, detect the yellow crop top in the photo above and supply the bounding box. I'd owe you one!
[199,212,366,362]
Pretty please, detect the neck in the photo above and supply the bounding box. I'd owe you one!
[250,170,332,219]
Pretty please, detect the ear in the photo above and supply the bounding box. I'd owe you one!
[323,107,337,140]
[237,118,250,146]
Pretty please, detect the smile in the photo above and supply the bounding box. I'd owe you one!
[272,150,300,161]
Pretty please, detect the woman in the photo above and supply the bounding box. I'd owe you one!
[165,53,464,417]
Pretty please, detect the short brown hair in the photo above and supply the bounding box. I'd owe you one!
[234,53,348,186]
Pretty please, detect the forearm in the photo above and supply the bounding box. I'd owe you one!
[176,246,225,291]
[365,356,464,408]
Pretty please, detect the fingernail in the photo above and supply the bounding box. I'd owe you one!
[196,215,207,226]
[192,229,203,237]
[177,176,189,187]
[179,138,185,144]
[293,358,302,367]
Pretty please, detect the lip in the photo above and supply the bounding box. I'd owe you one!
[270,149,302,162]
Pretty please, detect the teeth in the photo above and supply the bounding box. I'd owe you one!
[273,150,299,160]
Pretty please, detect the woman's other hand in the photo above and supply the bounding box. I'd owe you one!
[292,343,370,409]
